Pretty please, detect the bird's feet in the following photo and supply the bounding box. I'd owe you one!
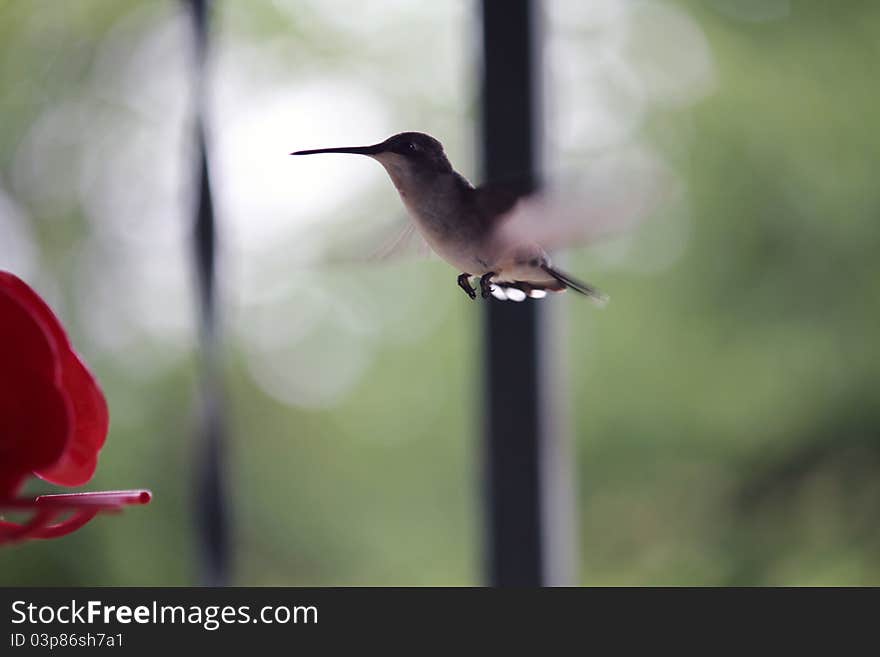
[480,272,496,299]
[457,273,476,300]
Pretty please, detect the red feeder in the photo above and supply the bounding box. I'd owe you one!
[0,271,151,545]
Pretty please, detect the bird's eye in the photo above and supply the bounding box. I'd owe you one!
[407,142,419,152]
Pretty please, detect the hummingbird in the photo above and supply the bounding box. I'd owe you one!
[291,131,608,303]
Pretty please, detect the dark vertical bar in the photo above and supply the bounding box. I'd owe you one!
[186,0,230,586]
[480,0,544,587]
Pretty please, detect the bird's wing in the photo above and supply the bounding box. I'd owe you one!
[488,149,675,253]
[474,180,527,226]
[368,218,432,261]
[321,213,432,266]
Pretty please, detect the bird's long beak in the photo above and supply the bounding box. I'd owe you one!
[290,142,385,157]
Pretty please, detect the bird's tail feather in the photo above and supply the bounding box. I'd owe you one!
[541,265,608,306]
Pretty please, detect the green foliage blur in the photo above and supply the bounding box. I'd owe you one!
[1,0,878,585]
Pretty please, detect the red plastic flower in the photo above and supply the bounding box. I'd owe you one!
[0,271,149,544]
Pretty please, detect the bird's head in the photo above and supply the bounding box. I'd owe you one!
[292,132,453,191]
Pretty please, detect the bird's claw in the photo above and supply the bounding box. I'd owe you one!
[480,273,496,299]
[457,273,476,300]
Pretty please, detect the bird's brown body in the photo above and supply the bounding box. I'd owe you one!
[292,132,605,302]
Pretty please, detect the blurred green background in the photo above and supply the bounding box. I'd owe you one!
[1,0,878,585]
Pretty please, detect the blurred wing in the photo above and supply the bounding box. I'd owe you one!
[369,219,432,261]
[475,180,525,221]
[490,150,676,252]
[321,213,432,266]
